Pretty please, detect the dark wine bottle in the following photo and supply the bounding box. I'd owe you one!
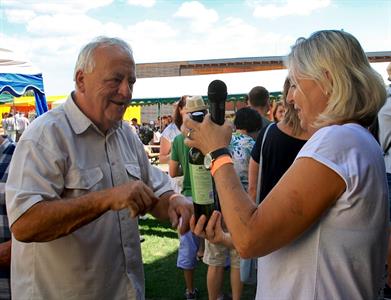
[208,80,227,212]
[188,111,215,223]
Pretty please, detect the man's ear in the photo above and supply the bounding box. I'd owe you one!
[75,70,86,93]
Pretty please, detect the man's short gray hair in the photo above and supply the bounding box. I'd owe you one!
[73,36,133,81]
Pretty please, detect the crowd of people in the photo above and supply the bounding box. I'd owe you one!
[0,29,389,300]
[1,111,30,142]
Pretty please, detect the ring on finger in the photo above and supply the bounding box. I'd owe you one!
[186,129,193,139]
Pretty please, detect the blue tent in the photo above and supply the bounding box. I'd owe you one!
[0,48,48,116]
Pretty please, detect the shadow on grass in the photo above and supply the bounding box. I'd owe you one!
[141,216,256,300]
[139,217,179,239]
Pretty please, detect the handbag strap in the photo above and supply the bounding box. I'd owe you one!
[255,123,273,205]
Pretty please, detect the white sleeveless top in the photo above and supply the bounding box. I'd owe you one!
[256,123,388,299]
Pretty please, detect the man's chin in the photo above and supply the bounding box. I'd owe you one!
[106,111,126,123]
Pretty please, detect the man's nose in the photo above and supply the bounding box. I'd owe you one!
[119,80,132,98]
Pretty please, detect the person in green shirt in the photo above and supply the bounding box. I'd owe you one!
[169,96,208,300]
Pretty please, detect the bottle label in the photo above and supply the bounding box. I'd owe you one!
[189,163,214,205]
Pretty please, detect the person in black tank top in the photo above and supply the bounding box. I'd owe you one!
[248,78,310,203]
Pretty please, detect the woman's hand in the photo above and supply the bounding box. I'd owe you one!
[190,211,233,247]
[183,114,233,155]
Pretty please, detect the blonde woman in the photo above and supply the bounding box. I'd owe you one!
[186,30,387,299]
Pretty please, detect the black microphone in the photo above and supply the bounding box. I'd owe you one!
[207,80,227,212]
[208,80,227,125]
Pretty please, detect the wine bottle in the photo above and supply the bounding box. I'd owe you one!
[188,111,215,223]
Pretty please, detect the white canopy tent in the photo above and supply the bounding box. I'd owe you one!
[132,68,289,100]
[131,62,390,105]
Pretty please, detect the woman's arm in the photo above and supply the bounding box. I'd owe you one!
[212,157,345,258]
[247,158,259,202]
[169,160,180,178]
[184,115,345,259]
[159,136,171,164]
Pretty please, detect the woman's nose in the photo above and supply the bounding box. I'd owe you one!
[286,87,295,104]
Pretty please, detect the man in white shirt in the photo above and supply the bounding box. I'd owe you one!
[6,36,192,300]
[15,113,30,141]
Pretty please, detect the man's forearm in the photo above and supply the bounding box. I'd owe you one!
[11,189,111,243]
[150,191,174,220]
[0,240,11,268]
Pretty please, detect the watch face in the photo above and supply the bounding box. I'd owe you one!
[204,153,213,170]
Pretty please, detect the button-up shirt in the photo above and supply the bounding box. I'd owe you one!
[6,94,172,300]
[0,137,15,300]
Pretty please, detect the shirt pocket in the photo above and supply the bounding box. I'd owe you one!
[64,167,104,197]
[125,163,142,181]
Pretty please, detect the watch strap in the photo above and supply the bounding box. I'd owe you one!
[210,147,232,160]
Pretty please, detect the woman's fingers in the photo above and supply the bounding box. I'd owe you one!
[191,215,207,238]
[205,211,222,242]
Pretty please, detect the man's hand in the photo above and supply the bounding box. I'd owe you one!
[10,180,159,242]
[110,181,159,218]
[167,194,193,235]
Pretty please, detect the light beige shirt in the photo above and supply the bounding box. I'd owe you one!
[6,94,173,300]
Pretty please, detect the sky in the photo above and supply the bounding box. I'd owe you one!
[0,0,390,96]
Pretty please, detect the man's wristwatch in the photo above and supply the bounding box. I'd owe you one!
[204,148,232,170]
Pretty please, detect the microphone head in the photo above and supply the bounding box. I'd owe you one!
[207,80,227,102]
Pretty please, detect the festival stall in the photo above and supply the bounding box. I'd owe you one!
[0,48,48,117]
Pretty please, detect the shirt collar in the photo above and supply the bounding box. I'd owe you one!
[63,92,122,135]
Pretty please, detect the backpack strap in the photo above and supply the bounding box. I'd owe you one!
[255,123,274,205]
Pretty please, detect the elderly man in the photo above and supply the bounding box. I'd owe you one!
[5,36,192,299]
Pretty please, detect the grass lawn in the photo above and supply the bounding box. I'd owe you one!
[140,215,256,300]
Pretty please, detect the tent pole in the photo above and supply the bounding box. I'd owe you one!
[158,102,161,131]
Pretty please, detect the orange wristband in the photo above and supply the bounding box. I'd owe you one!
[210,155,233,176]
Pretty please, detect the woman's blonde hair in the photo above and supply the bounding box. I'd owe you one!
[281,77,303,136]
[287,30,386,128]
